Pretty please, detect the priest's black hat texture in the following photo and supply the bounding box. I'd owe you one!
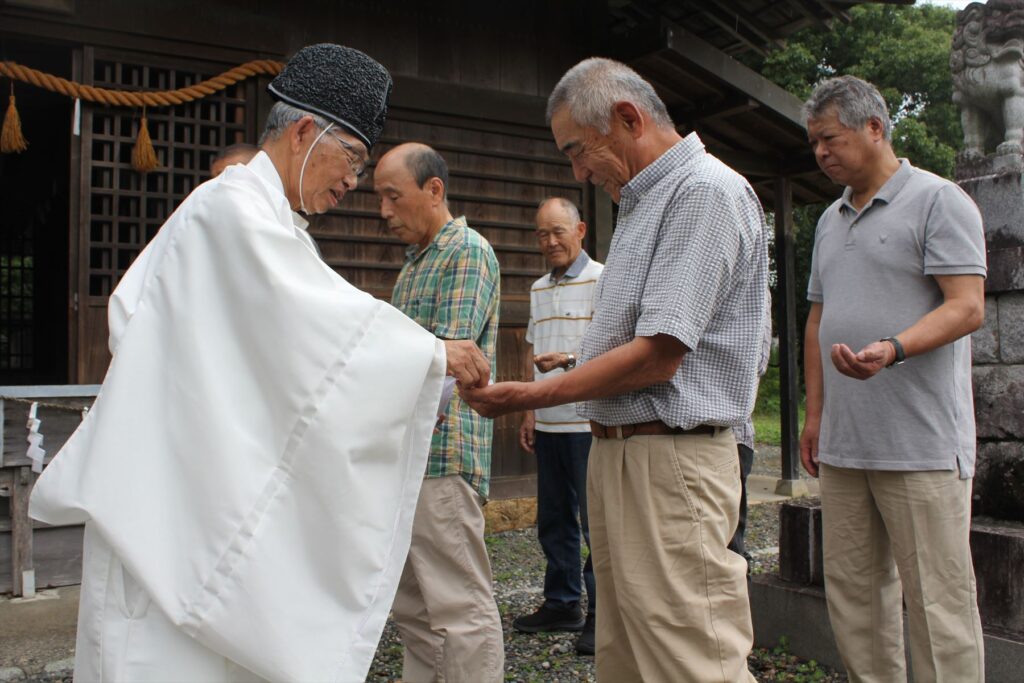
[268,44,393,151]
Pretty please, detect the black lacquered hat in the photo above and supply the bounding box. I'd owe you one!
[268,43,392,151]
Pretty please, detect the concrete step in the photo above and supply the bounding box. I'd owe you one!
[747,474,819,506]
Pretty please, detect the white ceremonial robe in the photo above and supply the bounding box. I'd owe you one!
[29,152,446,682]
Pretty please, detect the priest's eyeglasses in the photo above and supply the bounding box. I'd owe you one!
[325,131,368,180]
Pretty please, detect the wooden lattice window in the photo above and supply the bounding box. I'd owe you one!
[0,225,34,371]
[83,50,255,299]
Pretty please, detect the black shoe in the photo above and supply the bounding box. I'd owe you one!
[575,613,595,656]
[512,604,585,633]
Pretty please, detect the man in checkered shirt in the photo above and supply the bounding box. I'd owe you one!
[464,58,769,682]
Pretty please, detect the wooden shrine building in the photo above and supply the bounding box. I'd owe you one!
[0,0,913,592]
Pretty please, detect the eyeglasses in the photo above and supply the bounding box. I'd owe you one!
[324,131,368,179]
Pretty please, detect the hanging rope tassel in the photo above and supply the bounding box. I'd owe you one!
[1,85,28,153]
[131,108,158,173]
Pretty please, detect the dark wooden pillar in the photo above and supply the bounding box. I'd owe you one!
[773,176,804,492]
[11,465,37,597]
[591,188,614,262]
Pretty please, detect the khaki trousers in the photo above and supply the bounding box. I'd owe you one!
[819,464,984,683]
[588,430,756,683]
[392,475,504,683]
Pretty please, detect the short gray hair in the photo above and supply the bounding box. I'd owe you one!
[404,144,450,201]
[546,57,674,133]
[802,75,892,141]
[259,101,332,144]
[536,197,580,225]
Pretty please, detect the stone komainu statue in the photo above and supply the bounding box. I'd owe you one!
[951,0,1024,158]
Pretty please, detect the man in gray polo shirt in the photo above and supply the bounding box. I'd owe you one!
[800,76,986,681]
[464,57,768,682]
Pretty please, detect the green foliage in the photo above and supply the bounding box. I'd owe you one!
[755,361,780,416]
[893,116,956,179]
[752,401,805,448]
[752,343,805,447]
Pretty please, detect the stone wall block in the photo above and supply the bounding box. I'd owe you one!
[959,171,1024,249]
[973,295,1000,364]
[999,292,1024,363]
[986,246,1024,293]
[973,442,1024,521]
[973,365,1024,439]
[959,169,1024,292]
[970,520,1024,636]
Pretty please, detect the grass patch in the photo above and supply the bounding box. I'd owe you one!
[753,359,805,447]
[752,404,805,448]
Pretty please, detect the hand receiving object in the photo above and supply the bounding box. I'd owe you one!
[443,340,491,388]
[830,341,892,380]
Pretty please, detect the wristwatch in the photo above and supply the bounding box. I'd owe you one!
[565,352,577,369]
[880,337,905,367]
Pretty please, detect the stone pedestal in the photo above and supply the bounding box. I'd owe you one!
[958,159,1024,522]
[778,498,823,586]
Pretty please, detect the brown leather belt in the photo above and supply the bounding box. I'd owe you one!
[589,420,720,440]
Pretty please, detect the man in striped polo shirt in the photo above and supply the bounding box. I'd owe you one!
[514,197,603,655]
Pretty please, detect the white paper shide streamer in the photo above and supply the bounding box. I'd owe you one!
[26,402,46,473]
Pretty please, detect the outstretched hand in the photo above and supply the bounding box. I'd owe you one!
[461,381,530,419]
[830,341,894,380]
[443,340,491,389]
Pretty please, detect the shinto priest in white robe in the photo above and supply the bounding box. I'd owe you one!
[29,151,446,682]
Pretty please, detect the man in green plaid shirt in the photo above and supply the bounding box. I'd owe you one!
[392,228,498,494]
[375,142,503,682]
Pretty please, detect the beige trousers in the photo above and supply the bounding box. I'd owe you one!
[819,464,984,683]
[392,475,504,683]
[588,430,756,683]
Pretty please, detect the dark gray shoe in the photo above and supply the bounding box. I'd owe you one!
[512,604,585,633]
[575,613,595,656]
